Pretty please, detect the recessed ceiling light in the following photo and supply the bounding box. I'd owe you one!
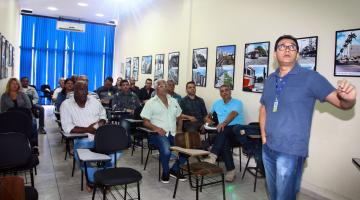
[95,13,104,17]
[78,2,88,7]
[47,6,58,11]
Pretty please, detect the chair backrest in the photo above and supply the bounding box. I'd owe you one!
[0,111,32,140]
[0,132,32,170]
[175,132,202,149]
[94,124,128,154]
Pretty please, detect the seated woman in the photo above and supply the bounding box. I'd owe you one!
[0,78,39,153]
[55,78,74,111]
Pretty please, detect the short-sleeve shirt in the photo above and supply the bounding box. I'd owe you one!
[60,96,107,134]
[210,98,244,126]
[260,64,335,157]
[140,95,182,136]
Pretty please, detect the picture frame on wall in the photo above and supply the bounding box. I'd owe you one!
[334,28,360,77]
[133,57,139,81]
[168,52,180,84]
[10,45,14,77]
[5,41,11,78]
[141,55,152,74]
[297,36,318,71]
[215,45,236,89]
[192,48,208,87]
[154,54,164,81]
[242,42,270,93]
[0,36,6,79]
[125,57,131,80]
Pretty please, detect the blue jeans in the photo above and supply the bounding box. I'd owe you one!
[262,144,305,200]
[149,134,187,176]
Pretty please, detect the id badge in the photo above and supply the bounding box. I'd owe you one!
[273,99,278,112]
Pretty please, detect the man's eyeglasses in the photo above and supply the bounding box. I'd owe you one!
[157,84,167,88]
[277,44,297,51]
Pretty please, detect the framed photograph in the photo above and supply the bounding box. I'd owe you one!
[297,36,318,71]
[125,57,131,80]
[10,45,14,77]
[154,54,164,81]
[168,52,180,84]
[1,36,6,79]
[141,55,152,74]
[215,45,236,89]
[242,42,270,93]
[334,28,360,76]
[133,57,139,81]
[192,48,208,87]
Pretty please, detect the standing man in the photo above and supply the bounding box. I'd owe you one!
[260,35,356,200]
[138,78,155,104]
[179,81,208,132]
[140,79,186,183]
[20,77,46,134]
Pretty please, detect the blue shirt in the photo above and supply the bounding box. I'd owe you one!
[211,98,244,126]
[260,64,335,157]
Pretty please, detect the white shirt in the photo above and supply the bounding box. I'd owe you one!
[60,96,107,135]
[52,87,62,100]
[22,87,39,104]
[140,94,182,136]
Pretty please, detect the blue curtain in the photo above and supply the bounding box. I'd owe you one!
[20,15,115,92]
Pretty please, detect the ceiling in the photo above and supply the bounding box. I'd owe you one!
[18,0,153,24]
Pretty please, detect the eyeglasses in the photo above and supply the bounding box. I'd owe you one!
[277,44,297,51]
[157,84,167,88]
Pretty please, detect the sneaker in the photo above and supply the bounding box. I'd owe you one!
[225,169,236,182]
[203,153,217,164]
[161,174,170,184]
[169,170,187,182]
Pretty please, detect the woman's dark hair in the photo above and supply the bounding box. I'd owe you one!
[61,78,74,95]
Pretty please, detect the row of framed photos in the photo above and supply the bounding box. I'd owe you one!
[0,33,15,79]
[125,28,360,93]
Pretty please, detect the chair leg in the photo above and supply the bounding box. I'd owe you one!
[239,147,242,172]
[196,176,199,200]
[200,176,204,192]
[137,181,141,200]
[131,139,136,156]
[254,167,258,192]
[222,173,226,200]
[158,157,161,182]
[81,171,84,191]
[103,186,106,200]
[65,139,69,160]
[92,186,97,200]
[173,176,179,198]
[34,166,37,175]
[141,140,144,164]
[144,148,151,170]
[242,156,251,179]
[72,156,75,177]
[30,169,34,187]
[124,184,127,200]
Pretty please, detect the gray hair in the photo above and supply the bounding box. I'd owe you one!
[155,79,166,90]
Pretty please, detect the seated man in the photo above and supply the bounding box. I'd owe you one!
[95,76,118,106]
[179,81,208,132]
[60,81,120,190]
[167,80,181,102]
[204,84,245,182]
[129,78,140,96]
[52,77,65,102]
[20,77,46,134]
[77,75,99,99]
[138,78,155,104]
[140,79,186,183]
[112,80,141,145]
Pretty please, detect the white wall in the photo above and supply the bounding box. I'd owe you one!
[114,0,360,199]
[0,0,20,94]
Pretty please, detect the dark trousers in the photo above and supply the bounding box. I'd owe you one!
[33,104,44,128]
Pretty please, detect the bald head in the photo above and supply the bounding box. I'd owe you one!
[74,81,88,105]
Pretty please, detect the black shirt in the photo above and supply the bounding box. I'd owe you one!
[138,87,155,103]
[95,86,118,101]
[179,95,208,122]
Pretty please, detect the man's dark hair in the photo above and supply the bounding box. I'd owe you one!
[274,35,299,52]
[186,81,196,88]
[20,77,28,81]
[105,76,113,83]
[120,80,129,86]
[146,78,152,82]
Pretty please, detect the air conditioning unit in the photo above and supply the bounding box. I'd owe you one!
[56,21,86,32]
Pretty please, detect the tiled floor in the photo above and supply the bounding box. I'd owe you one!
[31,106,322,200]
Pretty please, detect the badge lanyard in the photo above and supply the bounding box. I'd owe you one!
[273,76,288,112]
